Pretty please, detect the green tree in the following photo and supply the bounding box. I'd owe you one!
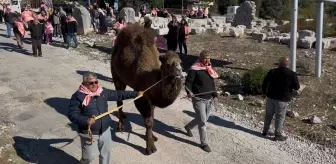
[146,0,163,8]
[259,0,284,19]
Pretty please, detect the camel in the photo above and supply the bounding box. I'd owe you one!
[110,23,184,155]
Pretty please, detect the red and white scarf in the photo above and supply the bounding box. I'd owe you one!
[77,84,103,106]
[190,60,219,79]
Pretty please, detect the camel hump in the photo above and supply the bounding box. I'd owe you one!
[115,23,156,49]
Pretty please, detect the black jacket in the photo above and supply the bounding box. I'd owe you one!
[68,89,138,135]
[66,20,77,34]
[4,12,16,24]
[185,69,217,100]
[262,67,300,102]
[29,23,44,39]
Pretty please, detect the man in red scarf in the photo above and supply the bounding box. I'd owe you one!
[68,72,143,164]
[184,50,219,152]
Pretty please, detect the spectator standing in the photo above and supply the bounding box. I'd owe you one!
[184,50,219,152]
[166,15,179,52]
[93,5,100,32]
[59,7,67,44]
[178,18,189,55]
[28,18,44,57]
[37,10,48,43]
[44,21,53,45]
[52,10,61,37]
[65,13,78,49]
[261,57,300,141]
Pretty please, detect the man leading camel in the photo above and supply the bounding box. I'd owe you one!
[184,50,219,152]
[68,72,143,164]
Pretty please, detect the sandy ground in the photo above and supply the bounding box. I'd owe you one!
[0,24,333,164]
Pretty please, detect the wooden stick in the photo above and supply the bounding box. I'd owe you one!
[94,95,143,120]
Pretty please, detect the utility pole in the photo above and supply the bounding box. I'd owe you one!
[315,0,324,78]
[182,0,183,15]
[289,0,298,72]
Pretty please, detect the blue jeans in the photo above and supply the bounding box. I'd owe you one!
[66,33,78,49]
[6,23,12,37]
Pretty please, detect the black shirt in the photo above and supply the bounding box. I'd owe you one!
[185,69,217,100]
[66,20,77,34]
[29,23,44,39]
[262,67,300,102]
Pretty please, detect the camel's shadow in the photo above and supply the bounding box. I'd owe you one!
[76,70,114,83]
[110,111,199,154]
[12,136,79,163]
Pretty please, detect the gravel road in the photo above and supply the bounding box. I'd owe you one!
[0,24,334,164]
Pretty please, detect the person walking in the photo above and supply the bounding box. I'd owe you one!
[3,7,15,38]
[184,50,219,152]
[13,17,27,49]
[262,57,300,141]
[68,72,143,164]
[65,13,78,49]
[178,18,189,55]
[28,18,44,57]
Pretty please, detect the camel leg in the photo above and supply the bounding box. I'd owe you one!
[134,97,157,155]
[111,69,127,132]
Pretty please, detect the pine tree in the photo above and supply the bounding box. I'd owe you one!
[259,0,284,19]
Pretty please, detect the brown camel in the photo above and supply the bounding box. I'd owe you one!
[110,23,184,155]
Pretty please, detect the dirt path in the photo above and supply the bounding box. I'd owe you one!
[0,24,333,164]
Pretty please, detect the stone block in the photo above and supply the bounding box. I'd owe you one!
[72,6,93,35]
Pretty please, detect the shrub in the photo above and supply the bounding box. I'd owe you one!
[296,60,312,74]
[242,66,268,95]
[221,71,242,85]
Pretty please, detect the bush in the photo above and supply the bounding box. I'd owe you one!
[221,71,242,85]
[296,60,312,74]
[242,66,268,95]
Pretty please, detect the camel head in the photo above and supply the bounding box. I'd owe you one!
[159,51,185,79]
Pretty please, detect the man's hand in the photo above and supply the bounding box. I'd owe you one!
[138,91,144,97]
[87,115,96,126]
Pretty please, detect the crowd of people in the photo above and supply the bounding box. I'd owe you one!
[88,3,115,34]
[1,3,79,57]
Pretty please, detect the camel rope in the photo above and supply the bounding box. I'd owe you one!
[88,74,171,144]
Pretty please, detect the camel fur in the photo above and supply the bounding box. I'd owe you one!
[110,23,184,155]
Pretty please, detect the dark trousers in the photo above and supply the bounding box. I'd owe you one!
[53,24,60,36]
[178,39,187,55]
[66,33,78,49]
[167,39,177,52]
[14,31,24,48]
[61,26,67,43]
[0,10,3,23]
[32,38,42,56]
